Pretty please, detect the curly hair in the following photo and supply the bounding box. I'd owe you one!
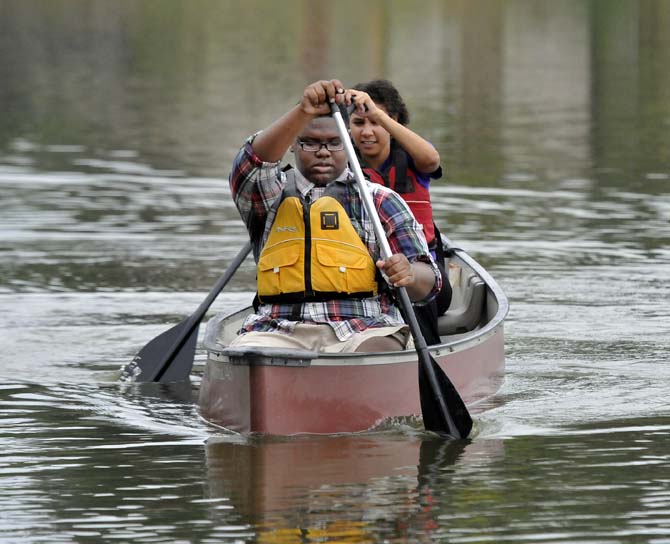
[352,79,410,126]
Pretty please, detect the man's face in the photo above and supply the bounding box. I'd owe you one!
[292,117,348,186]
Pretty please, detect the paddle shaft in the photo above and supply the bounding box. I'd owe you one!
[330,102,462,437]
[144,241,252,381]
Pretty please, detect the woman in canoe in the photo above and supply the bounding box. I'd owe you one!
[345,80,451,344]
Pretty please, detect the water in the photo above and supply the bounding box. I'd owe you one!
[1,0,670,542]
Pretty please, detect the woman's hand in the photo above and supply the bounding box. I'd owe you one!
[344,89,387,124]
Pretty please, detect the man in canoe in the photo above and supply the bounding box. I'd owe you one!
[228,79,442,353]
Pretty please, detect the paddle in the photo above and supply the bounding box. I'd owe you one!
[121,241,252,382]
[330,101,472,439]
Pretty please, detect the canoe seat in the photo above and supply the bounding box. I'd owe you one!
[438,273,486,336]
[219,346,319,367]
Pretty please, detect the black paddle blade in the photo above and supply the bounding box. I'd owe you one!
[121,318,198,383]
[419,354,473,439]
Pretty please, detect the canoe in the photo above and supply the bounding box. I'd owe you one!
[198,236,509,435]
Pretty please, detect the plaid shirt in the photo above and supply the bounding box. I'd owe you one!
[229,135,441,341]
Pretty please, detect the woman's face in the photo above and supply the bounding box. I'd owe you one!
[349,106,392,164]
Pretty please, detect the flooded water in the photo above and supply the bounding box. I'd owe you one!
[1,0,669,542]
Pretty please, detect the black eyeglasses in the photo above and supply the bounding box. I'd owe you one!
[296,140,344,152]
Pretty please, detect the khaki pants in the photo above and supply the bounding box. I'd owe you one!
[229,323,412,353]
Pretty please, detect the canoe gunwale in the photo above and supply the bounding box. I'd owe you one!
[442,236,509,341]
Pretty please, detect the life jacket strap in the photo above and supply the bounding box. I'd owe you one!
[258,290,377,305]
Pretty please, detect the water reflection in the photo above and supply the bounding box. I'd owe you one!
[2,1,669,184]
[205,434,500,542]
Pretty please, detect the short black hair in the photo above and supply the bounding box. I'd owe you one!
[352,79,409,126]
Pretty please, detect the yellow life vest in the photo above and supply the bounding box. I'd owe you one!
[257,190,378,303]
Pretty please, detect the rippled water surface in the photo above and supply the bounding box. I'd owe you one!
[2,1,670,542]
